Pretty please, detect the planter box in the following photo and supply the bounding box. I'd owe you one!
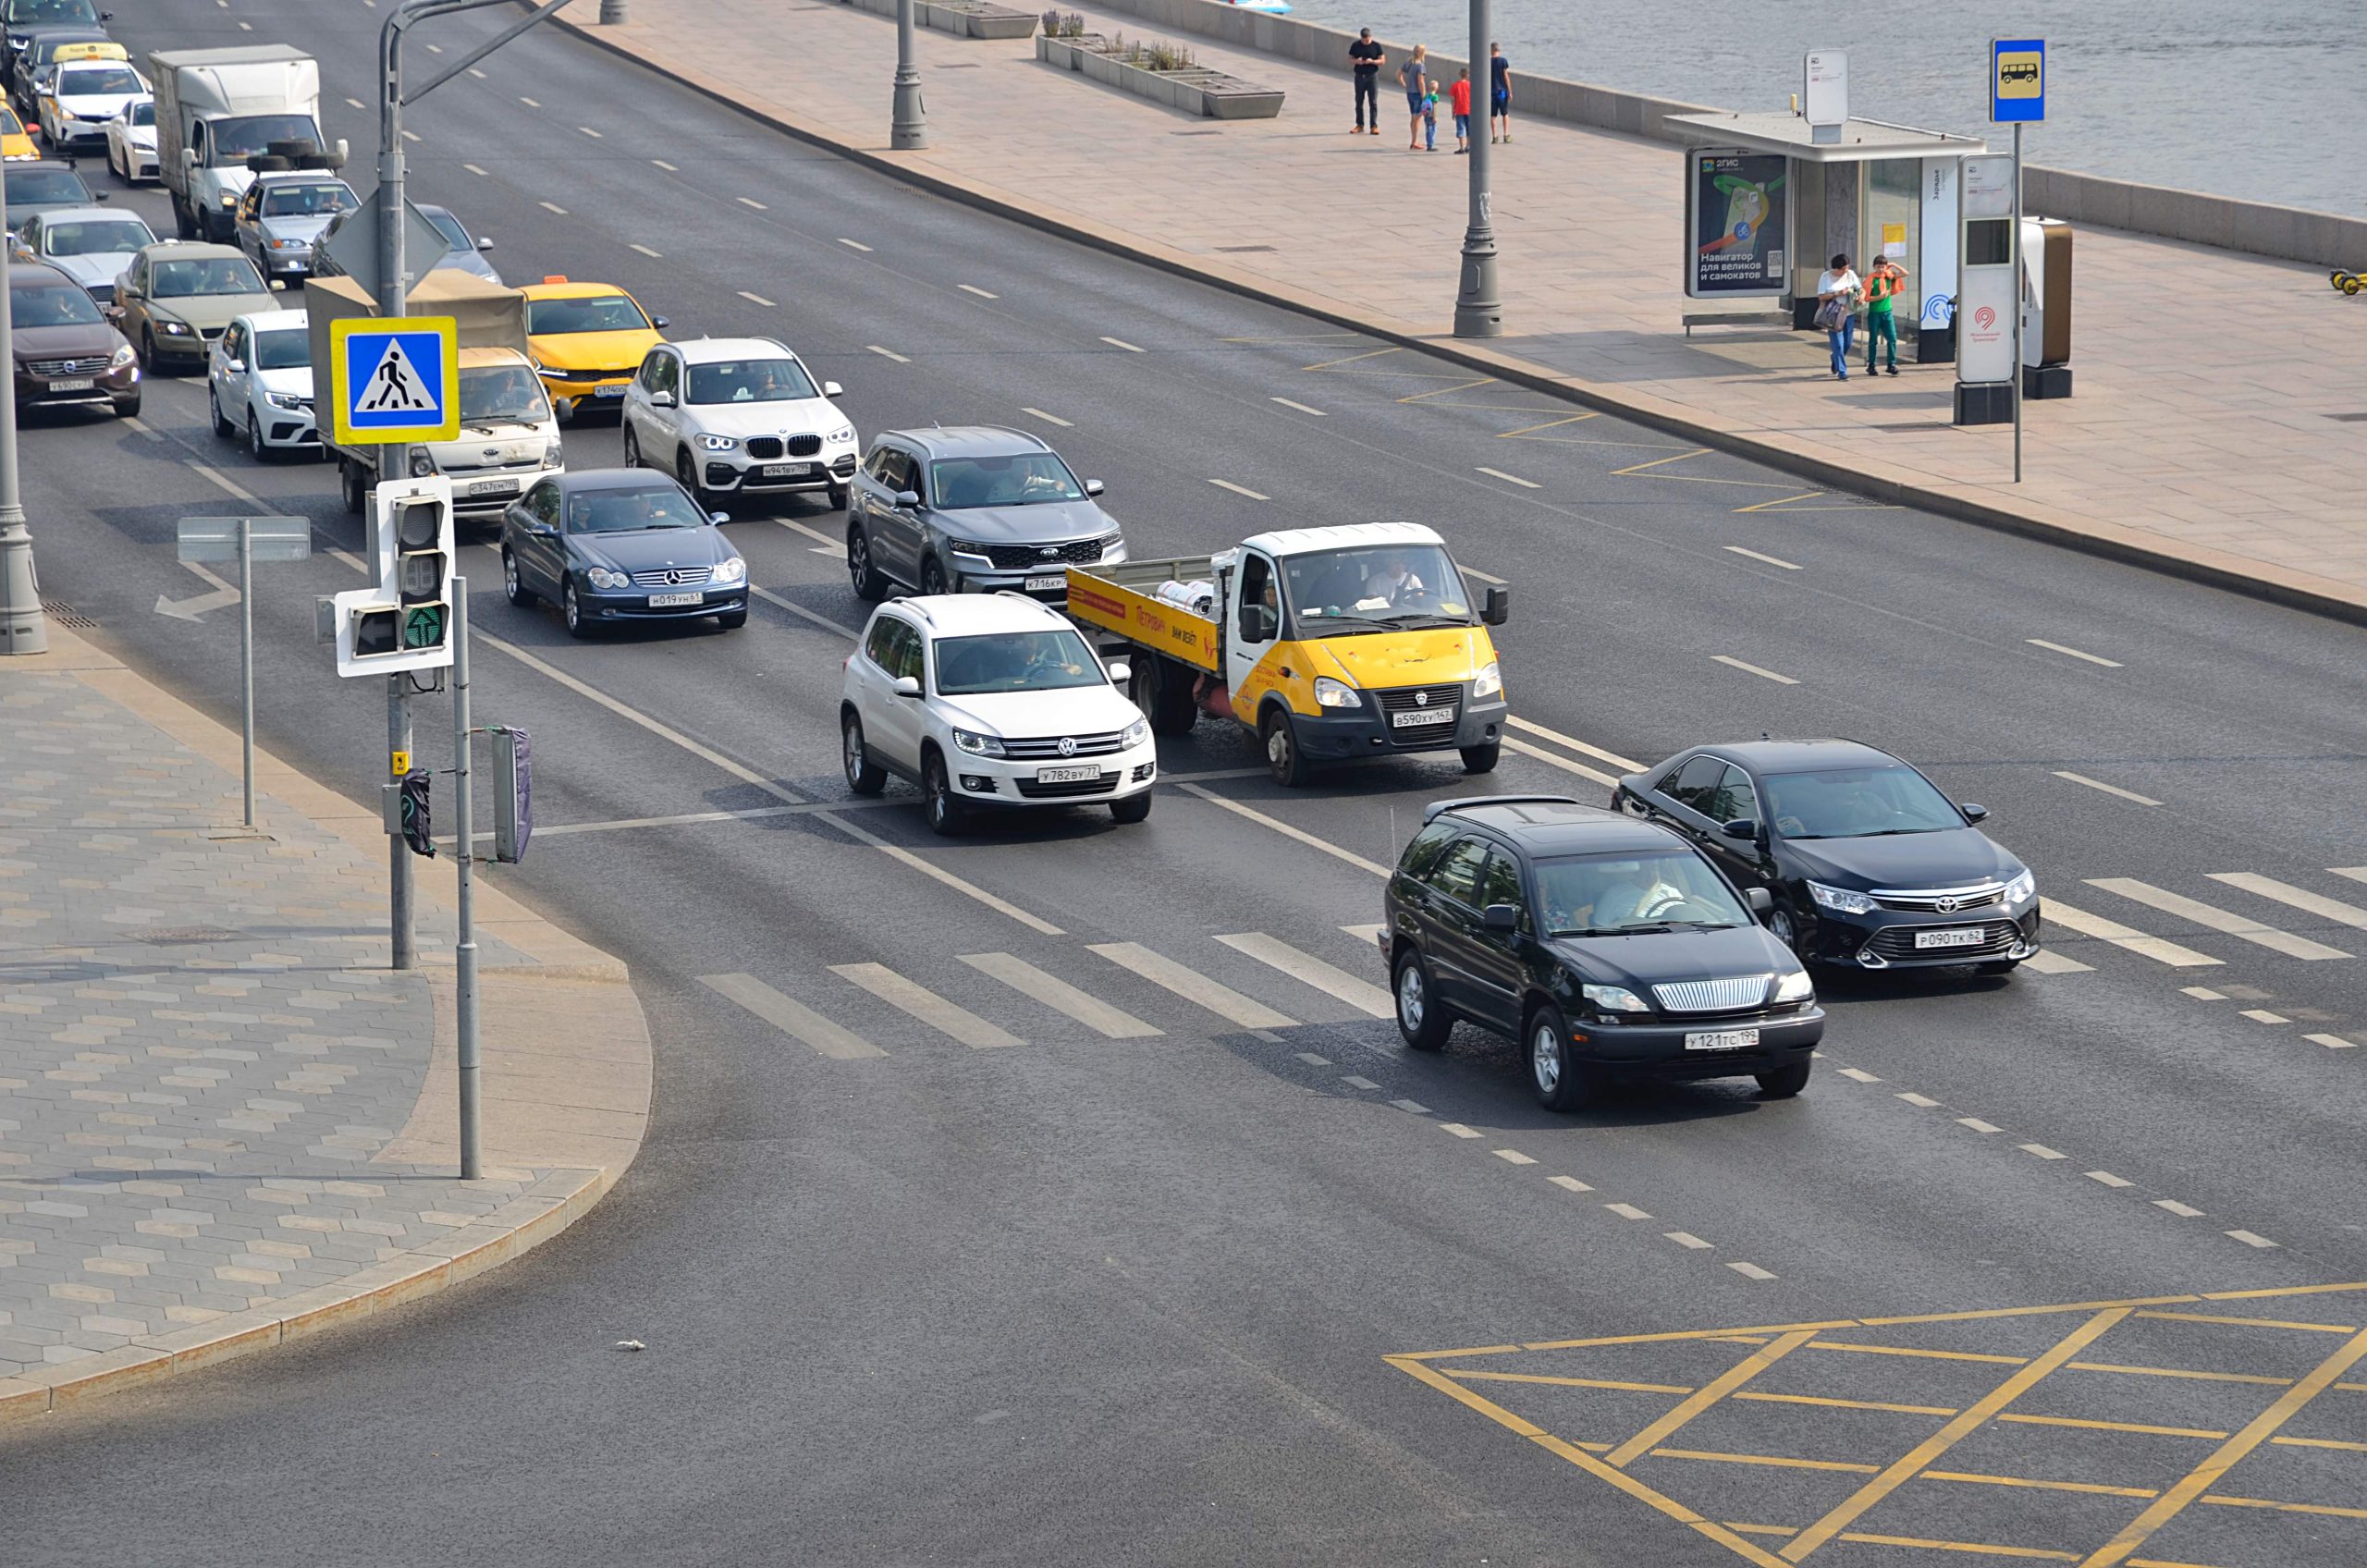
[849,0,1036,41]
[1034,32,1282,117]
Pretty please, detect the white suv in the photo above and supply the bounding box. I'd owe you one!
[840,593,1157,834]
[622,336,857,510]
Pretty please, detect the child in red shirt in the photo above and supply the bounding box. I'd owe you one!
[1449,68,1473,153]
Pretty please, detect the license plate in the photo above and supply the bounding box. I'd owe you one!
[1391,706,1456,729]
[760,462,815,479]
[1035,765,1100,784]
[1024,574,1066,592]
[49,376,95,391]
[468,479,518,496]
[1685,1028,1760,1052]
[592,384,626,398]
[646,591,704,607]
[1915,926,1986,949]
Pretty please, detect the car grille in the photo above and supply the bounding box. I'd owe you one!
[1000,730,1127,761]
[1651,975,1774,1013]
[744,436,782,460]
[1864,920,2022,962]
[1015,771,1119,799]
[628,566,713,588]
[963,536,1106,571]
[199,325,225,340]
[786,433,821,457]
[1868,882,2008,913]
[31,355,107,375]
[1376,683,1463,715]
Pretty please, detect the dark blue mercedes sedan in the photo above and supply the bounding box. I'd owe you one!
[498,468,748,639]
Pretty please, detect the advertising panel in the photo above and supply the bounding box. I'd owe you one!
[1919,155,1959,333]
[1686,150,1789,299]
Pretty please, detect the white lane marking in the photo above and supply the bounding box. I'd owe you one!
[2043,900,2222,968]
[2182,986,2227,1000]
[1088,942,1294,1029]
[2226,1231,2279,1250]
[1712,655,1799,685]
[399,129,422,143]
[1476,466,1540,489]
[833,814,1066,936]
[1838,1067,1881,1084]
[520,95,541,107]
[1666,1232,1713,1250]
[1295,1052,1331,1065]
[1897,1093,1940,1109]
[836,237,872,251]
[345,96,364,109]
[124,416,154,434]
[737,289,776,307]
[2086,877,2349,961]
[1390,1098,1430,1114]
[1341,923,1387,945]
[737,197,767,210]
[2019,949,2094,974]
[2054,770,2163,806]
[2209,873,2367,931]
[425,43,442,53]
[700,974,884,1060]
[538,201,568,214]
[1271,398,1326,416]
[1724,545,1801,570]
[1213,932,1393,1019]
[1957,1118,2003,1133]
[1506,717,1644,772]
[652,158,678,171]
[629,243,662,258]
[2308,1033,2359,1050]
[773,516,844,548]
[1728,1262,1777,1281]
[865,344,910,362]
[1100,336,1145,352]
[2021,1144,2067,1160]
[1176,784,1390,876]
[831,962,1023,1049]
[1020,406,1071,426]
[1459,565,1507,585]
[748,586,861,639]
[2241,1009,2290,1024]
[1549,1175,1593,1193]
[1503,735,1619,789]
[2028,637,2123,668]
[463,163,489,177]
[960,952,1159,1039]
[1440,1123,1484,1140]
[577,125,603,138]
[810,545,840,555]
[2154,1200,2205,1218]
[1493,1148,1535,1166]
[957,284,998,299]
[467,67,485,79]
[1341,1075,1380,1091]
[2087,1171,2133,1188]
[188,462,366,571]
[1605,1203,1653,1220]
[2335,868,2367,888]
[1209,478,1270,501]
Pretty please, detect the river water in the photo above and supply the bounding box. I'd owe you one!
[1277,1,2367,221]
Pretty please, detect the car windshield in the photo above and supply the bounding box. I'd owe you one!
[528,294,648,335]
[260,181,351,217]
[210,115,317,160]
[1537,850,1752,937]
[458,363,548,424]
[1282,544,1472,629]
[251,328,307,371]
[565,484,704,533]
[686,357,815,404]
[1763,765,1965,840]
[6,170,86,205]
[423,208,472,252]
[56,65,137,94]
[8,0,100,21]
[928,452,1082,509]
[43,217,150,256]
[10,281,99,327]
[933,630,1106,695]
[152,256,264,298]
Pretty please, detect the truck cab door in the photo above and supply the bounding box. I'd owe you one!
[1222,548,1282,727]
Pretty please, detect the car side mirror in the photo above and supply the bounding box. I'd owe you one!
[1106,658,1131,685]
[1482,902,1520,934]
[1481,585,1510,625]
[1745,887,1774,917]
[891,675,922,698]
[1959,802,1989,824]
[649,389,675,408]
[822,379,843,398]
[708,510,730,524]
[267,278,284,291]
[92,190,106,202]
[651,314,669,329]
[1723,817,1759,840]
[333,139,350,166]
[181,147,195,166]
[475,236,494,251]
[1237,603,1275,643]
[223,358,243,372]
[1085,478,1106,497]
[893,489,920,508]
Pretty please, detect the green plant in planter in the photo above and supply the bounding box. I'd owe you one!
[1060,11,1084,37]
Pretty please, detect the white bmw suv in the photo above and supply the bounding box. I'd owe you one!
[621,336,858,511]
[840,592,1157,835]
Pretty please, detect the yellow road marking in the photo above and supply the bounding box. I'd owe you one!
[1782,1306,2132,1562]
[1392,1342,1526,1362]
[1399,377,1499,403]
[2272,1433,2367,1453]
[1300,346,1401,371]
[2137,1309,2359,1334]
[2197,1493,2367,1521]
[1809,1341,2028,1366]
[1864,1295,2204,1327]
[2067,1362,2293,1387]
[1496,412,1600,437]
[2203,1280,2367,1302]
[2079,1326,2367,1567]
[1925,1470,2159,1500]
[1611,1329,1821,1466]
[1615,447,1714,476]
[1219,333,1362,343]
[1726,1524,1797,1538]
[1996,1414,2227,1440]
[1733,491,1826,512]
[1450,1370,1697,1395]
[1652,1448,1879,1475]
[1840,1533,2078,1562]
[2127,1559,2228,1568]
[1736,1391,1958,1417]
[1519,1321,1859,1353]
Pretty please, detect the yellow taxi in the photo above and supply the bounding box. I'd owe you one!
[520,276,668,421]
[0,102,38,163]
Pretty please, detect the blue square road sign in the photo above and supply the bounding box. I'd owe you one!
[328,315,460,444]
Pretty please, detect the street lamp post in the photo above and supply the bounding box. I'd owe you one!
[0,165,49,655]
[891,0,927,150]
[1452,0,1502,337]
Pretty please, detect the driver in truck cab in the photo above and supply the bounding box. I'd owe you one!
[1363,550,1427,606]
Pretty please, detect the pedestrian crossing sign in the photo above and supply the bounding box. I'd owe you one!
[328,315,460,445]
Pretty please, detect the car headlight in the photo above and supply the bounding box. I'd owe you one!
[1471,660,1502,699]
[108,342,133,368]
[1121,717,1149,749]
[542,445,563,469]
[1808,881,1879,916]
[220,191,237,206]
[2003,870,2035,905]
[586,566,631,590]
[1581,983,1650,1014]
[1312,676,1360,709]
[827,424,854,445]
[264,390,306,410]
[947,539,991,560]
[714,556,746,582]
[157,320,191,335]
[1772,969,1815,1003]
[268,237,305,251]
[697,432,738,452]
[410,452,436,476]
[951,729,1005,758]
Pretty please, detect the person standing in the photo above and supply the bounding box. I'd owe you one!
[1490,43,1513,142]
[1421,83,1440,151]
[1815,252,1862,380]
[1863,252,1908,376]
[1347,29,1383,137]
[1449,67,1472,153]
[1399,45,1430,152]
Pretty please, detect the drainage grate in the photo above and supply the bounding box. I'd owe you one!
[2330,412,2367,423]
[41,599,97,628]
[1216,244,1276,253]
[137,926,243,945]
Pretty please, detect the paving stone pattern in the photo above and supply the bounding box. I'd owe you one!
[0,673,542,1383]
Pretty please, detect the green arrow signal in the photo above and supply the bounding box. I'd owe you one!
[401,603,448,649]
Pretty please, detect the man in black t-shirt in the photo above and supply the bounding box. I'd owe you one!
[1348,29,1384,136]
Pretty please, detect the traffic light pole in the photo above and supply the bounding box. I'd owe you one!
[451,575,480,1180]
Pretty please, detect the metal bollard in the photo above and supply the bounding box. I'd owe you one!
[599,0,629,23]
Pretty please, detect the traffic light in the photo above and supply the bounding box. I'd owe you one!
[332,478,457,678]
[399,771,435,858]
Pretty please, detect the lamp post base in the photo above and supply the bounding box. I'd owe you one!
[891,75,927,150]
[1453,235,1503,338]
[0,527,47,655]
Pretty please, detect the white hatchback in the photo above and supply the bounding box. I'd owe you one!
[206,308,317,459]
[840,593,1157,835]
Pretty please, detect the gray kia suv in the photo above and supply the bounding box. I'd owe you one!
[845,425,1124,604]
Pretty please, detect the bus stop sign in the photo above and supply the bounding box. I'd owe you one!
[1992,39,2045,123]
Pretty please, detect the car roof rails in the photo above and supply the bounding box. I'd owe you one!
[1422,794,1581,825]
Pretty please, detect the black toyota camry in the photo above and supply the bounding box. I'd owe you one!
[1612,740,2042,974]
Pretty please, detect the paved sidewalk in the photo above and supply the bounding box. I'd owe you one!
[573,0,2367,614]
[0,628,648,1420]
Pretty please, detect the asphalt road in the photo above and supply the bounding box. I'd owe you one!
[7,3,2367,1565]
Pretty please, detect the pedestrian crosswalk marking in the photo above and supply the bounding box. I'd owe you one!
[2207,873,2367,932]
[2042,900,2221,968]
[1087,942,1295,1029]
[830,962,1024,1048]
[2019,949,2093,974]
[959,951,1160,1039]
[2086,877,2349,962]
[1214,932,1395,1019]
[700,973,886,1060]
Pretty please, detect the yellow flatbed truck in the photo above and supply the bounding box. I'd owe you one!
[1066,521,1510,787]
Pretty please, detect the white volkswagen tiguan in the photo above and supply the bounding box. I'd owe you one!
[840,592,1157,835]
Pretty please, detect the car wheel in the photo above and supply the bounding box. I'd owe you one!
[339,456,367,517]
[138,326,155,371]
[246,410,268,462]
[1393,949,1451,1051]
[502,548,535,607]
[1460,741,1501,775]
[847,524,886,602]
[1110,792,1152,825]
[1768,907,1799,952]
[1261,705,1308,788]
[562,580,592,640]
[842,712,887,796]
[919,556,949,596]
[1755,1060,1812,1098]
[923,751,966,837]
[827,482,849,511]
[676,449,706,509]
[1131,655,1199,736]
[209,385,234,437]
[113,392,140,419]
[1528,1003,1594,1112]
[621,424,642,469]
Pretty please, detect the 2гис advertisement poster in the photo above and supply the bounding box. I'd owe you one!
[1689,152,1787,298]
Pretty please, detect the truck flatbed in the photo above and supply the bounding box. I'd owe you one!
[1065,556,1226,677]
